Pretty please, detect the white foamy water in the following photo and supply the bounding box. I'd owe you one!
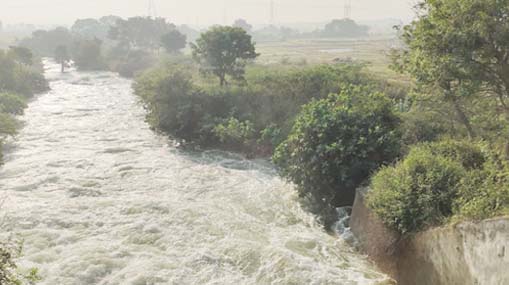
[0,60,389,285]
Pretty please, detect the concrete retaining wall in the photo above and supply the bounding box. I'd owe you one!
[350,188,509,285]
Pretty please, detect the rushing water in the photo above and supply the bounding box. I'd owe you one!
[0,60,389,285]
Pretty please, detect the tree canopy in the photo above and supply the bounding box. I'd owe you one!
[392,0,509,141]
[7,46,33,66]
[273,86,401,210]
[72,39,105,70]
[321,19,369,38]
[160,30,187,53]
[191,26,259,86]
[109,17,176,50]
[71,18,110,40]
[20,27,73,56]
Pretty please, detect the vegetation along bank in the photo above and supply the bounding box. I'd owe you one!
[0,46,48,284]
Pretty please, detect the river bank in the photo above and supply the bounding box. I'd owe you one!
[0,49,49,165]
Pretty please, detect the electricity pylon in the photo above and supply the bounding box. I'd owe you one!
[148,0,158,18]
[270,0,275,25]
[344,0,352,19]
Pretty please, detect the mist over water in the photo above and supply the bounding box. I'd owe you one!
[0,60,388,284]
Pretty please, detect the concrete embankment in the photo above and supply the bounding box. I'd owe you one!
[350,188,509,285]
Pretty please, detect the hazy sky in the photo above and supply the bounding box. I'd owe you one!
[1,0,417,26]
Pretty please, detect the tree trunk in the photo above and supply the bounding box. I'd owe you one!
[61,62,65,73]
[451,97,476,139]
[498,97,509,160]
[498,81,509,160]
[219,74,227,87]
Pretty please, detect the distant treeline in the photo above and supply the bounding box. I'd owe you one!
[242,18,370,41]
[17,16,189,76]
[15,16,370,77]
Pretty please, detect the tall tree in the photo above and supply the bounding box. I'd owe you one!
[72,39,105,70]
[71,18,111,40]
[109,17,176,51]
[160,30,186,53]
[19,27,73,57]
[54,45,70,73]
[391,0,492,139]
[321,19,369,38]
[191,26,259,86]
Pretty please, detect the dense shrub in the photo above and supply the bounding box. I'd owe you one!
[0,51,49,96]
[109,50,157,78]
[0,48,48,165]
[273,86,401,209]
[13,68,49,96]
[455,156,509,220]
[0,113,19,136]
[367,147,466,234]
[0,93,27,115]
[134,66,227,144]
[0,240,40,285]
[367,139,508,234]
[213,117,255,148]
[399,110,450,146]
[134,62,402,157]
[72,39,107,71]
[420,139,487,170]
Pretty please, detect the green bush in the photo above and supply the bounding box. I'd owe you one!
[455,156,509,220]
[420,139,486,170]
[0,48,47,165]
[273,86,401,209]
[400,110,450,146]
[134,62,406,158]
[367,148,466,234]
[72,39,107,71]
[109,50,157,78]
[135,67,195,134]
[258,124,283,148]
[13,67,49,96]
[0,113,18,136]
[366,140,506,234]
[0,240,41,285]
[0,93,27,115]
[0,50,49,97]
[213,117,255,148]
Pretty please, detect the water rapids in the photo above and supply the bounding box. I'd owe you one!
[0,60,389,285]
